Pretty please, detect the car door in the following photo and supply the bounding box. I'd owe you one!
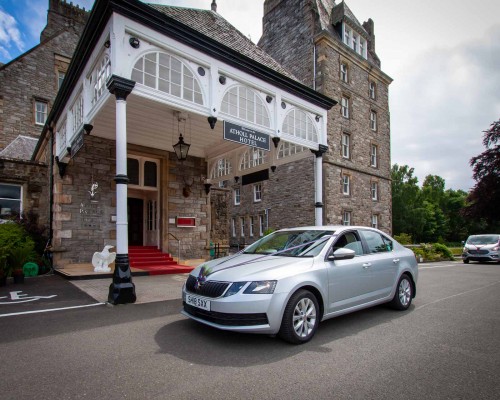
[326,231,373,313]
[358,229,399,300]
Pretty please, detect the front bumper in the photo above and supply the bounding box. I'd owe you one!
[462,252,499,262]
[181,287,288,334]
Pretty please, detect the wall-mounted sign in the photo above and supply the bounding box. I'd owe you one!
[176,217,196,227]
[223,121,270,151]
[70,129,84,158]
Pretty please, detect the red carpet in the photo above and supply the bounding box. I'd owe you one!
[129,246,194,275]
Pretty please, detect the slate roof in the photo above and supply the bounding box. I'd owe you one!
[315,0,337,32]
[0,136,38,160]
[148,4,298,81]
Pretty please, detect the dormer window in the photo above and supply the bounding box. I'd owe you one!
[343,23,368,59]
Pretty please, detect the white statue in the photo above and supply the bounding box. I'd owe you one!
[92,245,116,272]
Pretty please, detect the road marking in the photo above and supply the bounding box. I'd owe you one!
[416,280,500,310]
[419,264,457,269]
[0,291,57,304]
[0,302,105,318]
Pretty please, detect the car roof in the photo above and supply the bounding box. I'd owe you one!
[278,225,384,233]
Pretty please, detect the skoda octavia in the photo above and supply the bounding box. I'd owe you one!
[181,226,418,344]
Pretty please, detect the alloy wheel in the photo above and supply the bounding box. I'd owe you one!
[399,278,412,307]
[293,298,317,338]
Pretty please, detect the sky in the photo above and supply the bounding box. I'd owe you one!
[1,0,499,191]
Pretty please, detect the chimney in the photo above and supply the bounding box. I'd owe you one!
[211,0,217,12]
[362,18,375,52]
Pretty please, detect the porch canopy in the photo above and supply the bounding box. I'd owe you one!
[33,0,336,304]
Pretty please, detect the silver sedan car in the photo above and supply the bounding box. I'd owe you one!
[181,226,418,344]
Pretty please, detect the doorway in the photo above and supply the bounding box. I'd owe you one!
[128,197,144,246]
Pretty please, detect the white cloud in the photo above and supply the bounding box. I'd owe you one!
[0,8,24,57]
[391,25,500,191]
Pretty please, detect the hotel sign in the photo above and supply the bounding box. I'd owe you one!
[223,121,270,151]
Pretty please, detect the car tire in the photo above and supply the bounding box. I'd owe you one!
[389,274,413,311]
[463,259,469,264]
[279,289,319,344]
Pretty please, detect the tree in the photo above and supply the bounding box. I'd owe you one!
[463,120,500,229]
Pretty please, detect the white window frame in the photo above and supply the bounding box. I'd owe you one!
[240,217,245,237]
[340,63,348,83]
[369,81,376,99]
[231,218,236,237]
[282,108,319,143]
[259,215,265,236]
[370,111,377,131]
[35,101,48,126]
[58,71,66,90]
[277,141,306,159]
[240,148,266,171]
[234,188,240,205]
[370,144,378,167]
[342,175,350,196]
[371,182,378,201]
[343,211,351,226]
[341,97,349,118]
[0,183,23,217]
[131,51,204,106]
[371,214,379,229]
[221,85,270,128]
[211,158,232,179]
[342,133,350,159]
[250,216,254,237]
[253,183,262,202]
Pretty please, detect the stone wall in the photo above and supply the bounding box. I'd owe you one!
[52,136,117,266]
[0,1,87,152]
[259,0,318,86]
[260,0,393,233]
[229,156,316,246]
[166,154,209,260]
[0,159,49,225]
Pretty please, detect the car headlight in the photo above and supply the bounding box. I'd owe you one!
[243,281,277,294]
[493,246,499,251]
[224,282,247,297]
[463,247,468,253]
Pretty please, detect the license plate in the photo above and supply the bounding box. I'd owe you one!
[186,294,211,311]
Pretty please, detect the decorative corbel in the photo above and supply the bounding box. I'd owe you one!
[55,156,68,178]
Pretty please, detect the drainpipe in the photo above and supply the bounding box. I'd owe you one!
[312,40,316,90]
[48,127,54,247]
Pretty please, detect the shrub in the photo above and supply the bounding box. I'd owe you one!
[411,242,454,262]
[263,228,275,236]
[432,243,454,260]
[394,233,413,245]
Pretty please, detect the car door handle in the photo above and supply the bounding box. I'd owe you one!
[393,258,400,263]
[362,263,372,269]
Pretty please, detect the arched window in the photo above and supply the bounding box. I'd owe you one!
[211,159,232,179]
[131,52,204,105]
[221,86,270,128]
[277,141,307,159]
[240,148,267,170]
[282,109,318,143]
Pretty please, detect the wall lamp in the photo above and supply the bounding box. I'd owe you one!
[129,37,140,48]
[173,134,190,161]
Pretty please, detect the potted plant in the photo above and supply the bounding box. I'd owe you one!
[7,242,37,284]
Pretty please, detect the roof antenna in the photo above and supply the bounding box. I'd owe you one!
[211,0,217,12]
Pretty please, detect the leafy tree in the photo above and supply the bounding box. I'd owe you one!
[463,120,500,229]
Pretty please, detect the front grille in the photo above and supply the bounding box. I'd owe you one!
[186,275,229,298]
[183,303,269,326]
[469,249,488,255]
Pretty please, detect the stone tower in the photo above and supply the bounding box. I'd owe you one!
[0,1,89,224]
[259,0,394,232]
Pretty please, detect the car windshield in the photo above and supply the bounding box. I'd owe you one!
[467,235,500,245]
[244,230,335,257]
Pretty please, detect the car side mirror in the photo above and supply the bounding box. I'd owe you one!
[461,241,465,245]
[328,248,356,261]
